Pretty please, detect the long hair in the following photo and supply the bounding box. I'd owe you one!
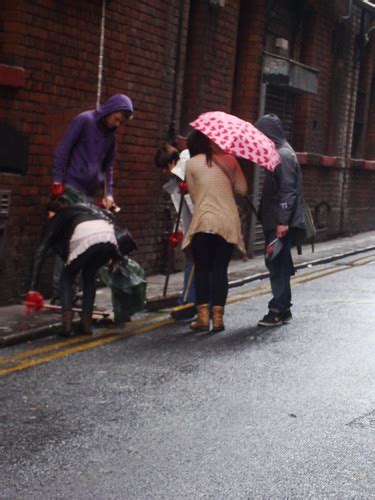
[187,130,213,166]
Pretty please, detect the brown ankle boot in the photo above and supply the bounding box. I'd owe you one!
[190,304,210,331]
[78,313,93,335]
[212,306,225,332]
[61,311,74,337]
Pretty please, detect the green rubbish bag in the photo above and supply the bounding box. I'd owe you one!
[61,185,92,205]
[99,257,147,325]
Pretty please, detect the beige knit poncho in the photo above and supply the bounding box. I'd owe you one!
[182,153,248,254]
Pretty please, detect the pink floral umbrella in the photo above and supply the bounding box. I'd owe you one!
[190,111,281,172]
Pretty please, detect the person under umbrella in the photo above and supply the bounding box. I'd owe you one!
[182,130,248,332]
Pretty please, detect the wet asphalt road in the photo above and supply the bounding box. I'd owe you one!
[1,254,375,498]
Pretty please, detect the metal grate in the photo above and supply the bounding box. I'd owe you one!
[0,191,11,217]
[253,167,266,253]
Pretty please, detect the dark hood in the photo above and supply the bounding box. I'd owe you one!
[254,114,286,148]
[94,94,134,121]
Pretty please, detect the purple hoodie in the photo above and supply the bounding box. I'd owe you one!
[52,94,133,197]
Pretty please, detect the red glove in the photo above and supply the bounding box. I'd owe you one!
[178,181,188,195]
[168,230,183,248]
[176,230,183,242]
[24,291,45,315]
[50,182,64,198]
[265,244,274,255]
[168,234,179,248]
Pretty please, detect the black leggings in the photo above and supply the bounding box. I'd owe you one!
[60,242,117,315]
[191,233,234,307]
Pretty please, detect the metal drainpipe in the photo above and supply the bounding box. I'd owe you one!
[247,80,266,257]
[339,8,362,234]
[168,0,185,142]
[96,0,106,110]
[364,25,375,44]
[357,0,375,13]
[247,2,272,256]
[340,0,353,23]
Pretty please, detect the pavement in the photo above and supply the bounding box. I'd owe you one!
[1,230,375,347]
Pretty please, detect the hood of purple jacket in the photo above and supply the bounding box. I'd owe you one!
[94,94,134,121]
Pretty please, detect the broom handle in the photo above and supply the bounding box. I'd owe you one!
[182,264,195,304]
[25,302,108,316]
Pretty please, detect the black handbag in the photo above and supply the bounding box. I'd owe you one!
[115,226,137,255]
[303,201,317,247]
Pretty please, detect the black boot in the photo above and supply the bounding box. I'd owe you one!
[61,311,74,337]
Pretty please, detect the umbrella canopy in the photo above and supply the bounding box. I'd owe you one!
[190,111,281,172]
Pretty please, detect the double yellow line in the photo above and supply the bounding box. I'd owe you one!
[0,316,174,376]
[1,253,374,376]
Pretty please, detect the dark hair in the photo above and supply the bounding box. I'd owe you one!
[122,109,133,121]
[45,196,70,214]
[154,143,180,169]
[187,129,213,165]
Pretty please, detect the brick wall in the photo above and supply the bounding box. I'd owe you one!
[0,0,192,304]
[299,155,375,240]
[342,162,375,234]
[232,0,266,122]
[367,81,375,158]
[0,0,374,305]
[293,1,336,153]
[180,0,240,128]
[1,1,104,303]
[299,161,344,240]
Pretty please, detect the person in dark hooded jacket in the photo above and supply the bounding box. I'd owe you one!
[254,114,305,327]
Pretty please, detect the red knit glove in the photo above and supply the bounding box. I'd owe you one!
[168,230,183,248]
[50,182,65,198]
[24,291,45,315]
[168,234,179,248]
[176,230,183,242]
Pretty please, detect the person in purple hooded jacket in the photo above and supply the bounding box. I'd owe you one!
[50,94,133,303]
[51,93,134,210]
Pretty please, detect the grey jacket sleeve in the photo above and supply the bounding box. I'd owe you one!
[274,155,298,225]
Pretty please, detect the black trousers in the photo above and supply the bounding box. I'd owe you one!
[191,233,234,307]
[61,242,117,315]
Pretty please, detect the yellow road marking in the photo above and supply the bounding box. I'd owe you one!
[0,313,171,367]
[350,255,375,266]
[1,254,374,376]
[227,265,346,304]
[0,318,173,376]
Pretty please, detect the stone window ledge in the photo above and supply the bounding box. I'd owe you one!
[0,64,25,88]
[297,153,375,171]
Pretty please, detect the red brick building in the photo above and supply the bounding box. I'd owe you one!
[0,0,374,304]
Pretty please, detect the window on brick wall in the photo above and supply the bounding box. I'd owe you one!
[351,30,375,160]
[265,0,307,60]
[265,85,295,142]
